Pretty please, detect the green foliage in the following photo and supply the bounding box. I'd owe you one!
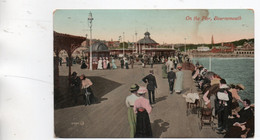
[119,42,129,49]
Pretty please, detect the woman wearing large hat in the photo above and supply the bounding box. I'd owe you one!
[229,84,245,115]
[125,84,140,138]
[174,65,184,94]
[80,74,95,106]
[134,86,152,138]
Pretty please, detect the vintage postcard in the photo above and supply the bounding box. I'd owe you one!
[53,9,254,138]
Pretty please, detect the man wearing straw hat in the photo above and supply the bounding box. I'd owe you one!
[142,70,158,104]
[125,84,140,138]
[134,86,152,138]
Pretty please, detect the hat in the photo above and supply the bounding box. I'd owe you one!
[198,65,204,68]
[137,86,147,94]
[237,84,245,90]
[129,84,139,92]
[72,72,77,76]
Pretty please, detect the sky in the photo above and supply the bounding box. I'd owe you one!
[53,9,254,44]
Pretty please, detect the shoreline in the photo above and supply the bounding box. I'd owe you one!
[189,53,254,58]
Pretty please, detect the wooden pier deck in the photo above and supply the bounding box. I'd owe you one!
[54,63,222,138]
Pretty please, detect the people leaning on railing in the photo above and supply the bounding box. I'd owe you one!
[192,61,254,137]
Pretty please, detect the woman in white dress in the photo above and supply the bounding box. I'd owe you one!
[97,57,103,70]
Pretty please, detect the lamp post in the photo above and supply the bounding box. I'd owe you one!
[135,32,137,53]
[84,34,87,60]
[88,11,94,70]
[118,35,121,48]
[184,37,187,53]
[123,32,125,57]
[132,35,134,53]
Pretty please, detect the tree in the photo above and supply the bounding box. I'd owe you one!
[119,42,129,49]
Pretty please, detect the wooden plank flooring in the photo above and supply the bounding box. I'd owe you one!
[54,63,222,138]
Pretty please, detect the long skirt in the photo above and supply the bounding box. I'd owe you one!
[97,61,103,69]
[84,87,96,105]
[135,110,152,138]
[81,62,87,69]
[103,61,107,69]
[128,107,136,138]
[174,71,183,92]
[107,63,110,69]
[162,70,167,79]
[112,62,117,69]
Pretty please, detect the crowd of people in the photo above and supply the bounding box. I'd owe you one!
[59,52,188,72]
[125,62,185,138]
[68,52,253,138]
[191,63,254,138]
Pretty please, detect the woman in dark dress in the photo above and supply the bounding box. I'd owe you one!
[81,60,87,69]
[134,86,152,138]
[106,57,111,69]
[80,74,96,105]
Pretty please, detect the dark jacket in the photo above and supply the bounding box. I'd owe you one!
[120,59,124,65]
[142,74,157,90]
[71,76,81,87]
[237,107,254,123]
[167,71,176,82]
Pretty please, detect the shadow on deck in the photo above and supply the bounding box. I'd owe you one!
[54,76,122,110]
[151,119,170,138]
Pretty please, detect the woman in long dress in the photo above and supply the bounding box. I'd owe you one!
[161,62,167,78]
[97,57,103,70]
[80,60,87,69]
[134,86,152,138]
[103,58,107,69]
[106,57,110,69]
[174,65,184,94]
[112,58,117,69]
[126,84,140,138]
[80,74,95,106]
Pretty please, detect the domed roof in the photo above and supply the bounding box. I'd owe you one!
[87,42,109,52]
[137,32,158,45]
[137,38,158,44]
[144,31,150,36]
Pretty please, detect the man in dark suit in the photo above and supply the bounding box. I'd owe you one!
[228,99,253,128]
[142,70,157,104]
[70,72,81,105]
[120,58,124,69]
[167,68,176,94]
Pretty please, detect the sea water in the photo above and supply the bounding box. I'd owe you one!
[192,57,254,104]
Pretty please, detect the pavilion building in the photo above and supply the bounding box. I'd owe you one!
[110,31,176,57]
[136,31,159,53]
